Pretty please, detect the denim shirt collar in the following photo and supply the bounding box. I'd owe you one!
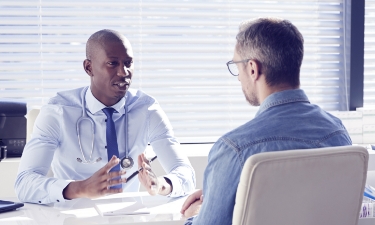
[256,89,310,117]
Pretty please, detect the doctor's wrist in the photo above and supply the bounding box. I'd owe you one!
[63,181,81,200]
[157,176,173,196]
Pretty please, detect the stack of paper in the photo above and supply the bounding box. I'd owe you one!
[95,201,150,216]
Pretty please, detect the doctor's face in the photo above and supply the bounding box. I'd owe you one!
[85,39,134,106]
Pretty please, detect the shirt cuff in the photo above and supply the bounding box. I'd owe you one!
[163,174,183,197]
[184,215,196,225]
[48,179,72,204]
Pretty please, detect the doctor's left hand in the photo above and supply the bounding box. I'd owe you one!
[63,156,127,200]
[137,153,173,196]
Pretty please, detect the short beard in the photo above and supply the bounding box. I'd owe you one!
[243,89,260,106]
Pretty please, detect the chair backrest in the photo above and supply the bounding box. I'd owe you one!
[25,108,54,177]
[26,108,40,142]
[232,145,369,225]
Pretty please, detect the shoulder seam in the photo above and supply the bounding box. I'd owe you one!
[221,137,245,166]
[318,129,349,144]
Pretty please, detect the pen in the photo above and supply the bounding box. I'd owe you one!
[126,156,157,182]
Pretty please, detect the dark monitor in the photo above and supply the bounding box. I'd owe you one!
[0,100,27,157]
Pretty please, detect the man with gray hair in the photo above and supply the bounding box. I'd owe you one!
[180,17,351,224]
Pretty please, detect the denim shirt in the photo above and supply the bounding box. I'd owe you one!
[15,87,196,204]
[185,89,351,225]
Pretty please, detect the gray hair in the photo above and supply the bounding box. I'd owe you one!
[236,18,304,88]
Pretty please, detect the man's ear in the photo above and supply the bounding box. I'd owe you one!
[247,60,261,81]
[83,59,93,77]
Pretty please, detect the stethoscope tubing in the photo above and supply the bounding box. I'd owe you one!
[76,87,130,165]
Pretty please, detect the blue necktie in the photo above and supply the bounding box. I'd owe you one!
[102,107,122,189]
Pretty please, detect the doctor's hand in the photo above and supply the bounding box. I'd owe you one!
[63,156,127,200]
[180,189,203,218]
[137,153,172,196]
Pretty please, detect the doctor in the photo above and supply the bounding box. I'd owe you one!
[15,29,196,204]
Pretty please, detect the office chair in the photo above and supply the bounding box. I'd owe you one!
[232,145,369,225]
[25,108,55,177]
[26,108,40,142]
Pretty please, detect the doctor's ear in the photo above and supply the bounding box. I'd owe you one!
[83,59,93,77]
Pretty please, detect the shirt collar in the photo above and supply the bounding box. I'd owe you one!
[85,87,126,115]
[256,89,310,117]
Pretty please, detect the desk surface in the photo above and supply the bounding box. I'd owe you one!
[0,192,189,225]
[1,192,375,225]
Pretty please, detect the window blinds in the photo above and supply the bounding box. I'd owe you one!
[365,0,375,107]
[0,0,347,143]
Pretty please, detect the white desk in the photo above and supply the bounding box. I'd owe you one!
[0,192,189,225]
[1,145,375,224]
[1,193,375,225]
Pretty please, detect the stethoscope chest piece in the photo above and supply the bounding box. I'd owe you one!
[120,156,134,170]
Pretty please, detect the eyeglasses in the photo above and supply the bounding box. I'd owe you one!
[226,59,250,76]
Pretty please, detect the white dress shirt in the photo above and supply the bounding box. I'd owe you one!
[15,86,196,204]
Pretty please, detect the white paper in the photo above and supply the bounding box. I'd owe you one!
[95,201,150,216]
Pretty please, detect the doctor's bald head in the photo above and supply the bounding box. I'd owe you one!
[86,29,132,60]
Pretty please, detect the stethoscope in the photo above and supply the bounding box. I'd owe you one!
[76,87,134,170]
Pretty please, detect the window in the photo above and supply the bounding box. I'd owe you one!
[365,0,375,107]
[0,0,349,143]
